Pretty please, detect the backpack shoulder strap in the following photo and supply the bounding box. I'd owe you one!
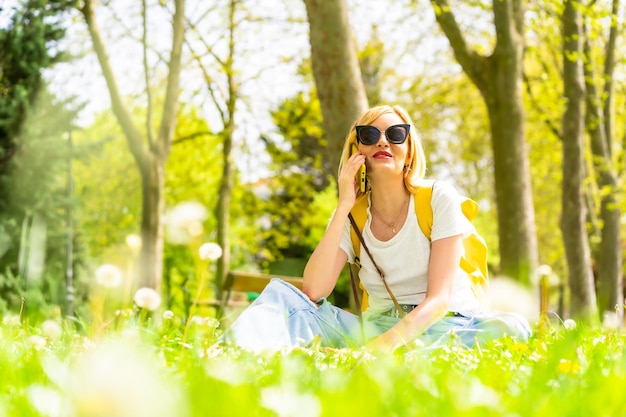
[413,181,435,240]
[349,192,371,311]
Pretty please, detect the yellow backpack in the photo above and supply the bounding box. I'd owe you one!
[348,182,489,311]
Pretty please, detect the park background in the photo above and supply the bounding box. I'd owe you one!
[1,1,626,415]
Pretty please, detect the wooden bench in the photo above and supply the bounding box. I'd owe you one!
[224,270,304,295]
[197,271,304,313]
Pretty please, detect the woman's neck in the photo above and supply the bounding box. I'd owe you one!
[369,178,409,213]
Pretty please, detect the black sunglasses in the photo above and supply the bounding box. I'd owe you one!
[355,124,410,145]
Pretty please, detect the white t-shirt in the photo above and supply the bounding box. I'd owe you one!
[339,181,481,316]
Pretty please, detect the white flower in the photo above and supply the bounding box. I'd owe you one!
[69,341,189,417]
[2,313,20,327]
[486,277,538,322]
[27,385,64,417]
[537,264,553,276]
[261,387,321,417]
[602,311,619,330]
[162,310,175,320]
[563,319,577,330]
[165,202,208,245]
[95,264,123,288]
[125,234,142,253]
[205,317,220,329]
[41,320,63,341]
[133,287,162,311]
[29,335,47,350]
[198,242,223,261]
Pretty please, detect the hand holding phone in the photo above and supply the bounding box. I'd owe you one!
[351,144,367,193]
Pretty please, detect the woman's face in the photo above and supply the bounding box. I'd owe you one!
[357,112,409,180]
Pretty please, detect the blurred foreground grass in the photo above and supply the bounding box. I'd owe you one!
[1,313,625,417]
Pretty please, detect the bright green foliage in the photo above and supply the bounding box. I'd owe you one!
[0,87,79,318]
[163,107,222,315]
[524,1,568,279]
[359,26,385,106]
[73,112,140,259]
[74,105,235,316]
[0,0,78,315]
[1,314,626,416]
[254,90,330,267]
[0,0,76,161]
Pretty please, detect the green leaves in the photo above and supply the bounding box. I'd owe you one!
[3,317,626,417]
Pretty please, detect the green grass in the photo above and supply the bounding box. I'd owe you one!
[1,313,625,417]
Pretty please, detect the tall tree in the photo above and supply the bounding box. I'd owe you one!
[429,0,538,284]
[582,0,622,321]
[302,0,369,178]
[80,0,185,289]
[561,0,597,318]
[184,0,240,301]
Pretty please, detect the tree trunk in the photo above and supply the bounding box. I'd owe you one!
[138,154,165,289]
[430,0,538,284]
[213,0,237,299]
[215,129,233,300]
[561,0,597,319]
[303,0,369,178]
[81,0,185,290]
[583,0,622,321]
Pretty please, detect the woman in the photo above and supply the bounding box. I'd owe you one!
[222,105,531,352]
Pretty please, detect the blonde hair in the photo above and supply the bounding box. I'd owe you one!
[337,105,426,197]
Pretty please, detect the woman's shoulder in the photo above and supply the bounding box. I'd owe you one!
[414,179,460,200]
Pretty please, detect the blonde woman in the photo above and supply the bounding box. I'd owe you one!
[223,105,530,352]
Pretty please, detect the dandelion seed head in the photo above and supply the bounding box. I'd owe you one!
[69,341,189,417]
[198,242,223,261]
[205,317,219,329]
[207,359,247,386]
[462,379,501,409]
[165,202,208,245]
[41,319,63,341]
[162,310,175,320]
[602,311,619,330]
[125,234,142,253]
[537,264,552,276]
[133,287,162,311]
[29,335,47,351]
[95,264,123,288]
[27,385,64,417]
[486,277,539,321]
[2,313,20,327]
[563,319,577,330]
[261,387,321,417]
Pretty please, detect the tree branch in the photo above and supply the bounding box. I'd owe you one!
[142,0,155,149]
[80,0,149,168]
[156,0,185,158]
[430,0,489,91]
[172,131,212,145]
[522,72,561,139]
[602,0,620,156]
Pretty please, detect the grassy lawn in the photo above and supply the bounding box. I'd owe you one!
[1,313,625,417]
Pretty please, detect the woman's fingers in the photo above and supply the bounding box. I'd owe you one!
[338,152,365,198]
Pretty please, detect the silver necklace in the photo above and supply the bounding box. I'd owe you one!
[371,196,409,234]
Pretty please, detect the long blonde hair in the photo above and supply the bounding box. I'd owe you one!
[337,105,426,197]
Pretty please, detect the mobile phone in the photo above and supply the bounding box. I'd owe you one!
[351,144,367,192]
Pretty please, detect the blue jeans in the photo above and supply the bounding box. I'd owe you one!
[221,279,531,352]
